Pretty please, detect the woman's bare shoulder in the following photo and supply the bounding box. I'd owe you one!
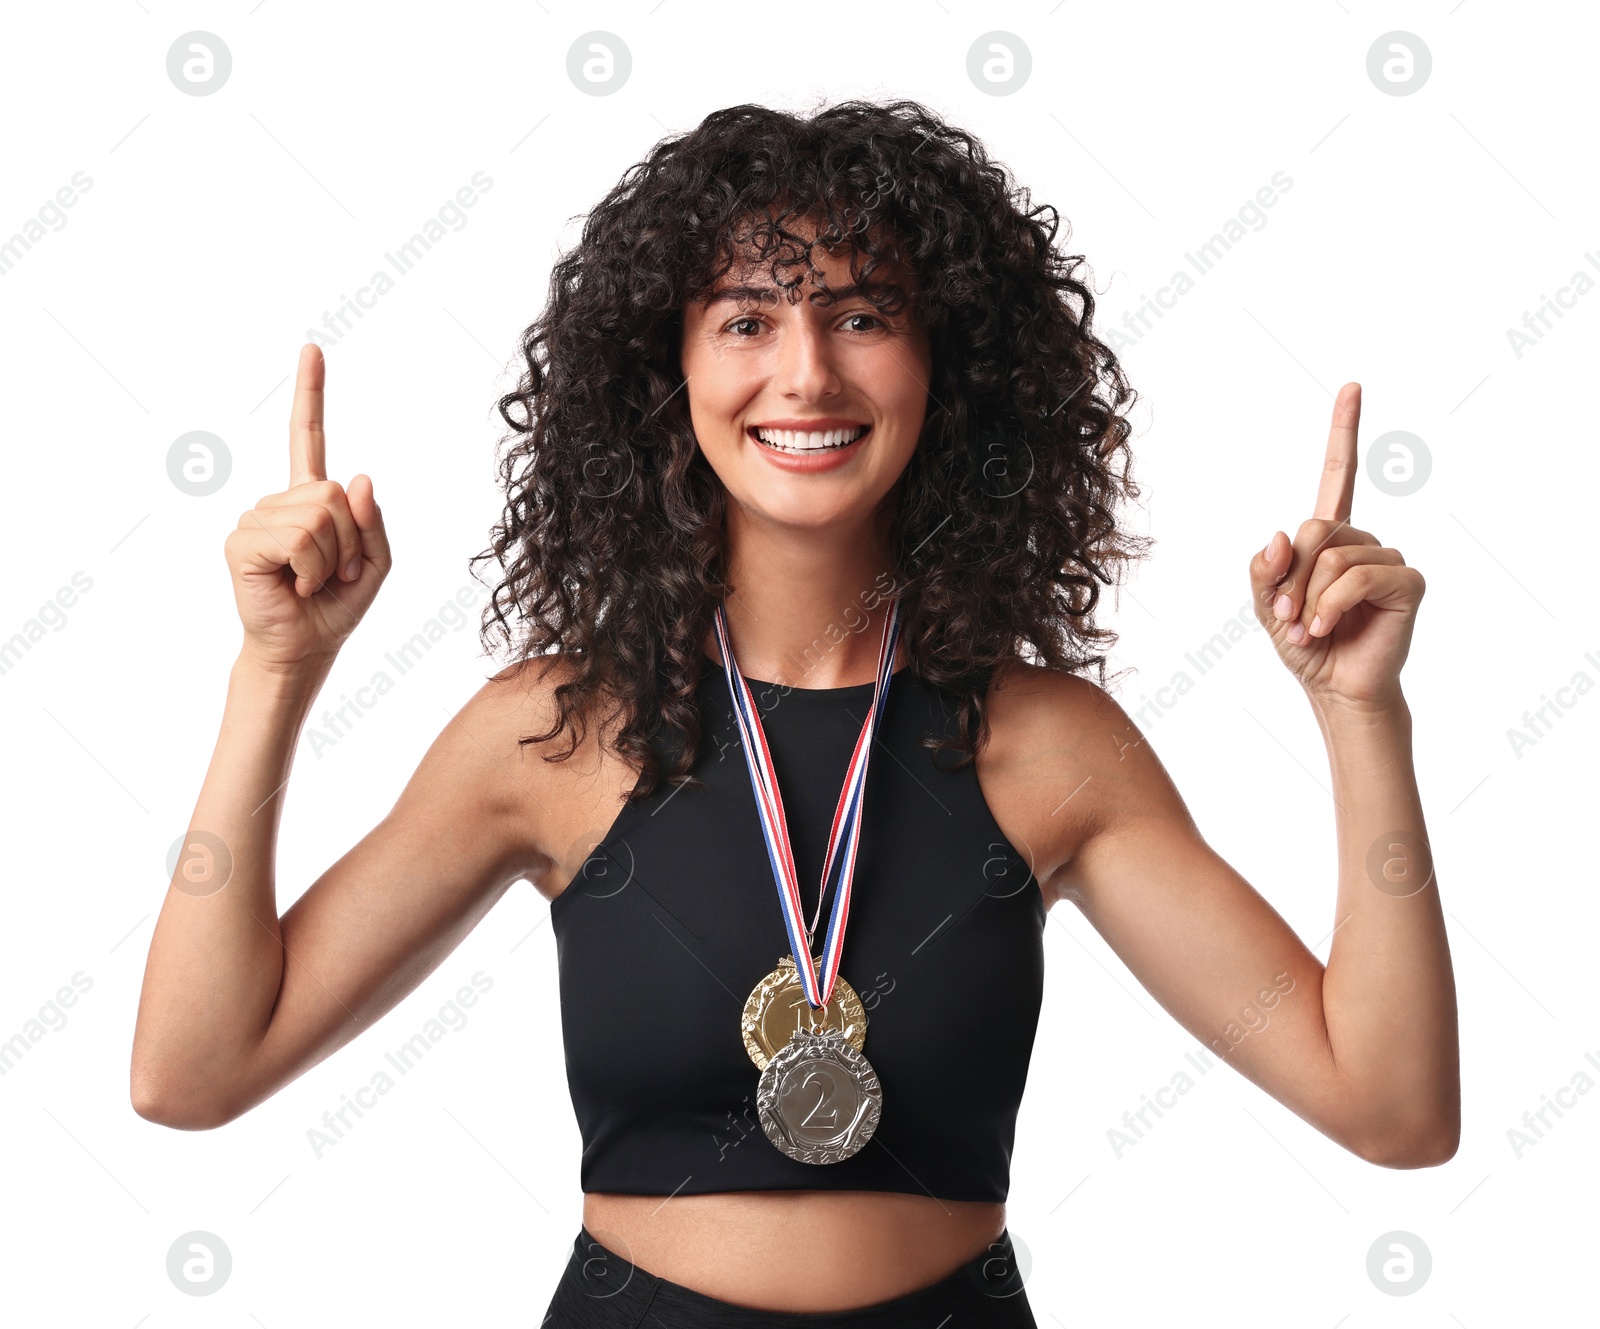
[986,657,1137,742]
[466,654,644,902]
[470,652,621,755]
[979,659,1152,907]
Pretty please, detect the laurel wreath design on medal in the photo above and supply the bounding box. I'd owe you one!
[741,953,869,1071]
[756,1025,882,1163]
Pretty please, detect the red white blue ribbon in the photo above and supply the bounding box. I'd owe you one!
[713,596,904,1011]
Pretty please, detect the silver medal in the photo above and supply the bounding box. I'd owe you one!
[756,1025,882,1163]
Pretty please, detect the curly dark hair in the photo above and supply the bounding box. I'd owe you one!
[472,97,1150,799]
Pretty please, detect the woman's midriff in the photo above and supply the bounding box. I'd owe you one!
[579,1190,1007,1312]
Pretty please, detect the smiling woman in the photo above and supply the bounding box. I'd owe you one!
[133,97,1457,1329]
[681,250,931,501]
[478,100,1148,796]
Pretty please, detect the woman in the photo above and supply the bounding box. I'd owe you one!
[131,101,1459,1325]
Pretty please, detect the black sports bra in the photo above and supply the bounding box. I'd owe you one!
[549,657,1046,1203]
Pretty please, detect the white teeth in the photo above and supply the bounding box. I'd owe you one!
[754,426,867,451]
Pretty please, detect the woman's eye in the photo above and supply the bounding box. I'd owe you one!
[842,312,883,333]
[726,317,762,336]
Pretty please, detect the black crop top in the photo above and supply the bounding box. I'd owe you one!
[549,658,1047,1203]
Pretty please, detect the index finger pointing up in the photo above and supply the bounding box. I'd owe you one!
[289,343,327,487]
[1313,381,1362,522]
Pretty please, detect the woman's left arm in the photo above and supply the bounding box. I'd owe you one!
[1251,381,1457,1164]
[1006,382,1458,1169]
[1293,684,1458,1166]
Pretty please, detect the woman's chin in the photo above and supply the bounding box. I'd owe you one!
[731,488,872,532]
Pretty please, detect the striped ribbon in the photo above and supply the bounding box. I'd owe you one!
[713,596,904,1011]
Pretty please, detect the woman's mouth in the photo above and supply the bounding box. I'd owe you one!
[748,423,871,453]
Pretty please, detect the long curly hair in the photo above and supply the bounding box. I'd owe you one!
[472,97,1150,799]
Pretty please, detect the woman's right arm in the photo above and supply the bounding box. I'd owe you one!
[130,345,554,1129]
[131,653,554,1129]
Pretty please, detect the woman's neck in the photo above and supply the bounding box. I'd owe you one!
[708,509,901,689]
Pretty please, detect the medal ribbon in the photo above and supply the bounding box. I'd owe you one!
[714,595,904,1011]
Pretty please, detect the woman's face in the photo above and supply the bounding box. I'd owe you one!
[679,230,932,534]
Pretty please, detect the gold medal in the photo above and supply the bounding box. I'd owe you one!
[741,954,868,1071]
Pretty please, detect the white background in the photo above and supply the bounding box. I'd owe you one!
[0,1,1591,1324]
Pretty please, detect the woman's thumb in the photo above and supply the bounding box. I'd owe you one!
[347,473,390,562]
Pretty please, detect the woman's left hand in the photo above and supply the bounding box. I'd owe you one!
[1250,383,1426,710]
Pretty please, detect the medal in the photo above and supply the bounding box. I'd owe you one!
[740,953,868,1071]
[756,1026,882,1163]
[714,595,904,1164]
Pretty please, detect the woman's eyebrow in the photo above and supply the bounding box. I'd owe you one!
[702,281,904,307]
[702,284,782,307]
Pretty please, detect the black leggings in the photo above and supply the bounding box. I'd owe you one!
[540,1224,1039,1327]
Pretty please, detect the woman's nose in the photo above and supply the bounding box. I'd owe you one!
[773,320,841,399]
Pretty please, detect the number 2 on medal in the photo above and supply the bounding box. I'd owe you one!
[797,1069,841,1128]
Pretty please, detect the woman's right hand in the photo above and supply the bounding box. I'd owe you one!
[224,344,392,672]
